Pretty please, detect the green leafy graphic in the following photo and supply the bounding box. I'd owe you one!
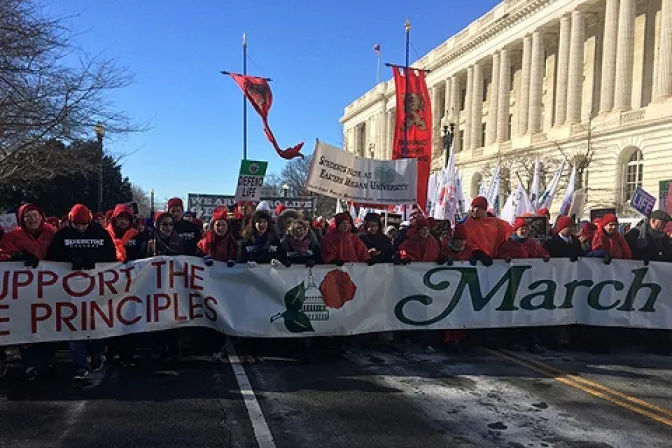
[270,282,315,333]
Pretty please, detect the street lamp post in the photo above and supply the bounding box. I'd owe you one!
[282,184,289,198]
[442,123,456,168]
[94,122,106,212]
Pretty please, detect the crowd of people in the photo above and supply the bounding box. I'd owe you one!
[0,195,671,382]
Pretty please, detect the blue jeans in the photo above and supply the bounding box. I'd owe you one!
[68,339,105,371]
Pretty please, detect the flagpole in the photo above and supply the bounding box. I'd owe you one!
[243,32,248,161]
[403,18,411,159]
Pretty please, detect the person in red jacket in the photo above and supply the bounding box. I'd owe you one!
[463,196,512,260]
[399,218,441,262]
[440,223,475,262]
[320,213,371,264]
[198,208,238,263]
[0,203,57,381]
[106,204,142,263]
[590,213,631,262]
[496,218,550,260]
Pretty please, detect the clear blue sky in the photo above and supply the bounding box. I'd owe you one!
[46,0,499,204]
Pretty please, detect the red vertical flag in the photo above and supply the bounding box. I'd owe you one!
[392,67,432,211]
[229,74,305,160]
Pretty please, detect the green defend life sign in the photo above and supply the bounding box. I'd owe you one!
[234,159,268,202]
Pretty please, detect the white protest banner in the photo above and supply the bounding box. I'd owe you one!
[0,213,18,232]
[234,160,268,202]
[307,140,417,205]
[1,257,671,345]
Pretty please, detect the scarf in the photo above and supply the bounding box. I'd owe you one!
[289,236,311,254]
[107,224,139,262]
[447,240,464,252]
[511,234,528,243]
[156,231,181,255]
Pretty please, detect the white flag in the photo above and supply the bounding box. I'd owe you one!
[500,183,535,224]
[559,165,576,216]
[538,160,566,211]
[530,158,541,210]
[335,199,344,214]
[456,169,467,215]
[486,163,501,214]
[434,139,458,222]
[349,202,358,222]
[427,173,438,216]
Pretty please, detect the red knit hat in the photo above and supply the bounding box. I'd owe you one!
[212,208,229,224]
[167,197,183,209]
[154,211,172,225]
[512,217,529,232]
[556,216,574,232]
[414,217,430,229]
[538,208,550,217]
[600,213,618,227]
[453,223,469,240]
[334,212,351,227]
[18,203,43,228]
[69,204,92,225]
[581,222,597,235]
[471,196,488,210]
[111,204,134,222]
[275,204,286,215]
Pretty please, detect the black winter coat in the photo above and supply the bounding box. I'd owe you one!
[238,233,285,264]
[625,228,672,262]
[359,232,395,263]
[173,219,202,256]
[543,235,583,259]
[48,222,116,264]
[280,235,321,265]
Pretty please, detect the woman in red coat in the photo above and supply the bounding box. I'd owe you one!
[590,213,631,261]
[399,218,441,262]
[496,218,550,260]
[320,213,370,264]
[0,203,56,381]
[198,208,238,263]
[441,223,475,261]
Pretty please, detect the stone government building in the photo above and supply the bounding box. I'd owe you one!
[340,0,672,218]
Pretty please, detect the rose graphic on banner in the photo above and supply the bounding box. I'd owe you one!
[320,269,357,309]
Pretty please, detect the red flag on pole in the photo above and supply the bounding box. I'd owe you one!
[392,67,432,211]
[229,74,305,160]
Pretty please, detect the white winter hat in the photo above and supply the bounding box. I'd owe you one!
[256,201,271,213]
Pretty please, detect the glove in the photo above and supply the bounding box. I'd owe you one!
[392,256,403,266]
[542,255,550,263]
[469,258,478,266]
[643,258,650,266]
[603,255,612,265]
[334,260,344,267]
[247,261,258,268]
[305,259,316,268]
[505,257,512,264]
[473,250,494,267]
[436,259,445,266]
[445,258,454,266]
[282,259,292,268]
[403,259,411,266]
[10,251,24,262]
[82,259,96,271]
[24,251,39,268]
[367,259,376,266]
[569,255,578,262]
[270,259,283,269]
[226,260,236,268]
[203,255,214,267]
[71,256,84,271]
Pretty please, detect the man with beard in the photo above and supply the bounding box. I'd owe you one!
[48,204,116,380]
[625,210,672,263]
[167,198,202,256]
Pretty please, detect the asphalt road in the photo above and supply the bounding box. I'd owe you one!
[1,342,672,447]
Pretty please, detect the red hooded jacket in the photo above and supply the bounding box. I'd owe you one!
[320,230,371,263]
[441,241,476,261]
[592,227,631,259]
[399,235,441,262]
[463,216,512,257]
[0,204,56,260]
[496,237,550,259]
[198,231,238,261]
[106,204,139,262]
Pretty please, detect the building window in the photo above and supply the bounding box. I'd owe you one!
[623,149,643,203]
[471,172,483,198]
[460,88,467,110]
[458,130,464,153]
[483,79,488,102]
[508,114,513,140]
[357,123,366,157]
[481,123,487,146]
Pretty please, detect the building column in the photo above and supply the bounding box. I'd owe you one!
[487,52,500,145]
[464,66,473,151]
[443,78,452,119]
[518,35,532,135]
[471,63,483,149]
[450,75,462,152]
[566,10,585,124]
[614,0,636,111]
[529,31,544,133]
[655,0,672,101]
[431,86,442,157]
[555,14,571,126]
[387,110,394,158]
[599,0,619,113]
[497,49,511,142]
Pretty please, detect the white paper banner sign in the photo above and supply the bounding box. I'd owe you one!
[306,140,417,204]
[0,213,18,232]
[0,257,671,344]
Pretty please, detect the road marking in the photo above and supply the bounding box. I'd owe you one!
[224,339,276,448]
[500,349,672,419]
[484,348,672,428]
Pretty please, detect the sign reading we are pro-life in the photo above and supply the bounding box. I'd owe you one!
[234,160,268,202]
